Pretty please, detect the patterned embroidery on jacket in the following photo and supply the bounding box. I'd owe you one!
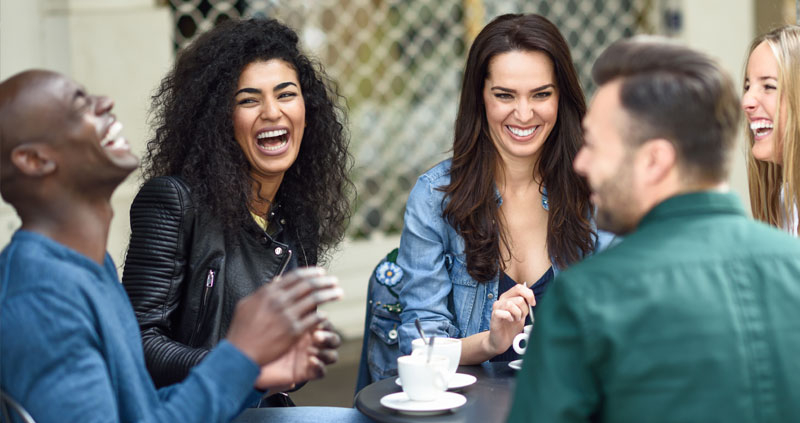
[374,248,403,314]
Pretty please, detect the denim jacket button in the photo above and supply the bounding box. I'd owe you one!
[487,293,494,299]
[274,247,283,256]
[388,329,398,340]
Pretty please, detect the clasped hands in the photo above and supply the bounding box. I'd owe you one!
[225,267,344,391]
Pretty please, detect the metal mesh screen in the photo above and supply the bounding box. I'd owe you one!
[168,0,655,237]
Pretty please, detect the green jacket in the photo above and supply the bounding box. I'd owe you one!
[507,192,800,423]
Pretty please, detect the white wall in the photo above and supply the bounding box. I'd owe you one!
[677,0,754,207]
[0,0,172,265]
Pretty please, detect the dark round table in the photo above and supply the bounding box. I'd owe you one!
[354,361,517,423]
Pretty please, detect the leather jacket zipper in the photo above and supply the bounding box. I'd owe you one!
[201,269,215,308]
[189,268,216,346]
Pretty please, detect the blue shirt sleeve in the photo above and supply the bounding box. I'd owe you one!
[1,290,260,423]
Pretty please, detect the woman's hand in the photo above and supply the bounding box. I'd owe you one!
[482,284,535,356]
[253,321,342,391]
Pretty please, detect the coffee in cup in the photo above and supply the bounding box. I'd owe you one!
[411,337,461,382]
[396,354,449,401]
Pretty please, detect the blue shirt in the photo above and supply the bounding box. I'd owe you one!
[0,231,262,423]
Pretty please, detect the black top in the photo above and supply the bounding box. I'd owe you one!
[490,267,554,362]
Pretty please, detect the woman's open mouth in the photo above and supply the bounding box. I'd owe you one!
[750,120,774,141]
[506,125,539,141]
[256,128,290,154]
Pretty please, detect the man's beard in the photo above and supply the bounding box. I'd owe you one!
[595,204,636,236]
[593,166,639,236]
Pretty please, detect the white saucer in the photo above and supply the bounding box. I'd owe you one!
[380,391,467,416]
[509,359,523,370]
[395,373,477,390]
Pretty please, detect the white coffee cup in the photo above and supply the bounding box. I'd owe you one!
[411,337,461,382]
[396,354,449,401]
[512,324,533,355]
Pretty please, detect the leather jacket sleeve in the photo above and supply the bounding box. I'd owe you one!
[122,176,209,387]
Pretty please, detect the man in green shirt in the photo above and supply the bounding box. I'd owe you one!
[507,37,800,422]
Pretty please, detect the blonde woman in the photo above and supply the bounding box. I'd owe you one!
[742,25,800,236]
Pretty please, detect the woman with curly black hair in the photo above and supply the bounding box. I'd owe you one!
[121,18,353,404]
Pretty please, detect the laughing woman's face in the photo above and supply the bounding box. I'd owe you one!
[233,59,306,184]
[742,41,786,165]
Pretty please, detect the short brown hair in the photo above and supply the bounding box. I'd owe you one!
[592,36,741,183]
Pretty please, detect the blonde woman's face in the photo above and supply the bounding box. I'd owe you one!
[742,41,787,165]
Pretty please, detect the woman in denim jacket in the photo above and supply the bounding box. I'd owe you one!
[393,14,611,369]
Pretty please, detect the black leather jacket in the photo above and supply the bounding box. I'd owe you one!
[122,176,307,388]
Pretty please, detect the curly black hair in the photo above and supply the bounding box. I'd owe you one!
[143,18,353,264]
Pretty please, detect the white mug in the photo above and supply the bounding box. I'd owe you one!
[411,337,461,382]
[512,324,533,355]
[397,354,449,401]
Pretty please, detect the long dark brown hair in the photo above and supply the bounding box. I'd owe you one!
[442,13,594,282]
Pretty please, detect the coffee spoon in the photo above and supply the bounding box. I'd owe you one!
[524,281,535,327]
[414,319,428,343]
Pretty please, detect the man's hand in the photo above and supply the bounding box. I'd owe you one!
[253,321,342,391]
[226,267,343,367]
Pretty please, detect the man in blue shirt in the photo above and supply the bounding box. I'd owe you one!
[0,70,344,422]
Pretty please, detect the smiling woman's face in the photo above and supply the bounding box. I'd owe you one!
[742,41,786,165]
[233,59,305,185]
[482,50,559,166]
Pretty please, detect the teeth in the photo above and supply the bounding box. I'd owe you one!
[750,120,774,137]
[257,129,288,139]
[101,121,128,151]
[107,137,129,151]
[507,126,536,137]
[750,120,773,131]
[101,121,123,145]
[260,138,288,151]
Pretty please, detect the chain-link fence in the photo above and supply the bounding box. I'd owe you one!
[168,0,656,238]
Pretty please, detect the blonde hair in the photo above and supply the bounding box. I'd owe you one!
[745,25,800,232]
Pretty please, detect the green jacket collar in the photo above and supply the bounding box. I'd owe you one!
[638,191,746,230]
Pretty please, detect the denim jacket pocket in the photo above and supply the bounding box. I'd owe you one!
[367,308,402,380]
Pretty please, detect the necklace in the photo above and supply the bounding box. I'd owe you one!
[542,187,549,211]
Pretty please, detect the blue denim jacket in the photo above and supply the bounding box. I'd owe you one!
[360,159,615,384]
